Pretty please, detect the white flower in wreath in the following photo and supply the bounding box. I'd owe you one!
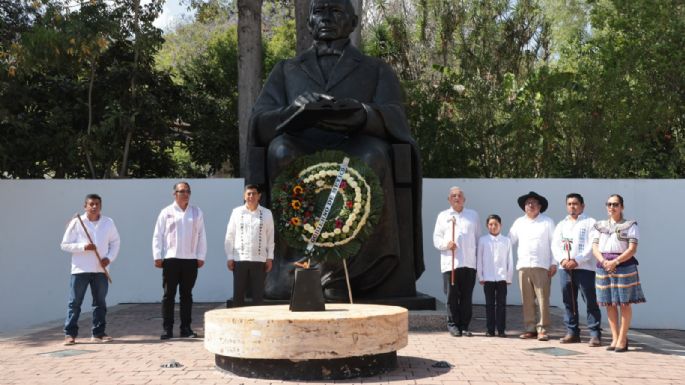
[350,180,358,189]
[359,218,367,227]
[334,228,341,235]
[316,180,324,187]
[354,187,362,196]
[322,232,329,239]
[342,225,350,233]
[353,202,362,211]
[349,213,356,222]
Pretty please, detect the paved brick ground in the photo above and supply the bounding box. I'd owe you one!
[1,303,683,385]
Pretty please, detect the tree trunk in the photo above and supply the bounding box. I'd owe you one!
[119,0,140,178]
[85,59,97,179]
[237,0,263,177]
[295,0,312,55]
[350,0,362,47]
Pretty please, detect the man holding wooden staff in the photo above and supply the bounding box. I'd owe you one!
[433,187,481,337]
[60,193,120,345]
[551,193,601,346]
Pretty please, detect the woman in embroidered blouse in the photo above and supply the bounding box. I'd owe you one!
[591,194,646,352]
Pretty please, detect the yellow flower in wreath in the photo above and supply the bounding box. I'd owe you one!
[291,200,302,210]
[290,217,302,226]
[292,185,304,195]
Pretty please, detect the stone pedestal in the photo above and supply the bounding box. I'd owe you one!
[204,304,408,380]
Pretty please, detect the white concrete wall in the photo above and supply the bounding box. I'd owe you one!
[0,179,681,333]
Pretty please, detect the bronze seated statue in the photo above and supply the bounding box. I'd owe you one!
[246,0,424,301]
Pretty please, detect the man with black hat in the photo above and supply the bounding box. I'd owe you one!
[508,191,556,341]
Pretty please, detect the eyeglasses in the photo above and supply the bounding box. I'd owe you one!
[606,202,620,208]
[175,189,191,194]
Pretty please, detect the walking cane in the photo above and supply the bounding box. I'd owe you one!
[563,239,576,316]
[75,213,113,283]
[450,216,456,286]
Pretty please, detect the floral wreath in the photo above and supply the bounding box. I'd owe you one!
[271,150,383,262]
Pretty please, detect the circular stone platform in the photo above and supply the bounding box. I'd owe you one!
[204,303,408,380]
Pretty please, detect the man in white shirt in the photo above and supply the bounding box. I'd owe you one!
[433,187,481,336]
[508,191,556,341]
[152,181,207,340]
[61,194,120,345]
[225,184,275,307]
[552,193,601,346]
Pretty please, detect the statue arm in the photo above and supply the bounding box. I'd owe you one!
[249,61,292,146]
[359,60,409,140]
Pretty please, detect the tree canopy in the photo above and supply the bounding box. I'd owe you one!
[1,0,683,178]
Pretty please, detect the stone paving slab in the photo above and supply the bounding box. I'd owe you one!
[0,303,683,385]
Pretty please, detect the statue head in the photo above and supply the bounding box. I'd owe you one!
[308,0,358,42]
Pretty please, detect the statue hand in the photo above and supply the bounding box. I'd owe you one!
[292,92,334,108]
[317,99,366,132]
[279,92,336,134]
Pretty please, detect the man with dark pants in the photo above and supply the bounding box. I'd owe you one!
[552,193,602,346]
[433,187,481,336]
[61,194,120,345]
[225,185,274,307]
[153,181,207,339]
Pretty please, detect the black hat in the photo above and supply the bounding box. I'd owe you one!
[517,191,548,213]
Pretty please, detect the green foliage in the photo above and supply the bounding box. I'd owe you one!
[155,2,295,177]
[177,26,240,175]
[3,0,684,179]
[264,18,296,75]
[364,0,685,178]
[1,0,182,178]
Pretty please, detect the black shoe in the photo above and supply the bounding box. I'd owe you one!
[614,341,629,352]
[462,330,473,337]
[498,332,507,338]
[180,328,197,338]
[160,331,173,340]
[485,331,496,337]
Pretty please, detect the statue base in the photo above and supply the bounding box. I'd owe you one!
[227,291,436,310]
[205,304,408,380]
[215,351,397,380]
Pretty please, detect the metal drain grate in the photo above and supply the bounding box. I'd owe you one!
[39,349,96,358]
[527,347,583,356]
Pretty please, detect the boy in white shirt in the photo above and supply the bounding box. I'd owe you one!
[477,215,513,337]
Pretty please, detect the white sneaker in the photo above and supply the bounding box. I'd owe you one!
[90,334,113,342]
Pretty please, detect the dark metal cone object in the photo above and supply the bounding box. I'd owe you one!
[289,268,326,311]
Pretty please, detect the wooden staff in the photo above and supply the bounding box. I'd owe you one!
[450,216,456,286]
[343,258,353,304]
[563,239,576,316]
[75,213,112,283]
